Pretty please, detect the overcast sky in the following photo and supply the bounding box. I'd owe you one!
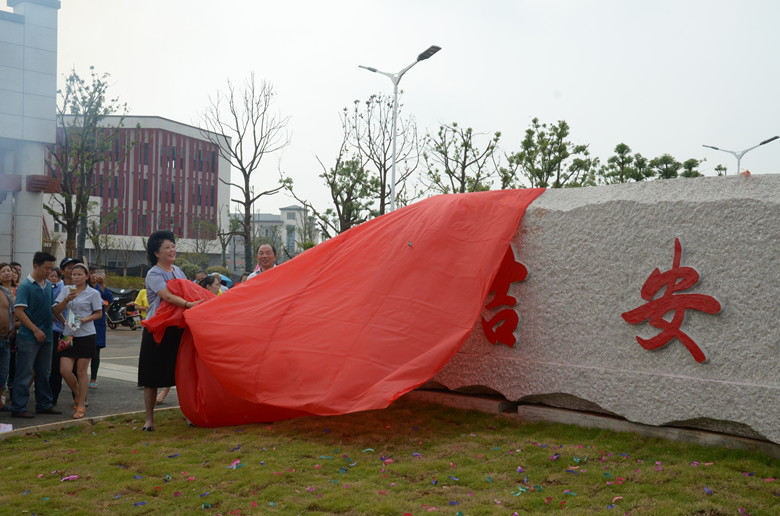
[50,0,780,212]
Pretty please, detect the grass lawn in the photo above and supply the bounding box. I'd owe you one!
[0,397,777,515]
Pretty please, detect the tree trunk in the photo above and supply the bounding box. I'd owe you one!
[77,213,87,260]
[244,204,253,272]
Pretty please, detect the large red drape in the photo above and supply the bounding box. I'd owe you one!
[145,189,544,427]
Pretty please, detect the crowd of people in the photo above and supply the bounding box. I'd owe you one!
[0,239,277,428]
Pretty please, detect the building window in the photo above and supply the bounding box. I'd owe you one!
[170,181,176,203]
[286,211,296,220]
[143,178,148,201]
[286,226,295,252]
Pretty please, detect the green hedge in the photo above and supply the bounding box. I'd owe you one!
[105,273,145,290]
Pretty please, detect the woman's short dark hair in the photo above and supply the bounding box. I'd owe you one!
[198,276,217,289]
[147,230,176,265]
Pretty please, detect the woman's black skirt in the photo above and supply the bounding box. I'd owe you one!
[137,327,183,388]
[60,334,96,359]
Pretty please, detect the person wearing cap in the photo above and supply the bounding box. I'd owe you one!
[59,257,80,286]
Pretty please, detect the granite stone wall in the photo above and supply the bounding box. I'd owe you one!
[429,174,780,445]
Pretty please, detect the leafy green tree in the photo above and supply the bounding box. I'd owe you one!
[199,73,290,272]
[506,118,593,188]
[634,154,651,180]
[312,155,379,238]
[598,143,649,184]
[46,66,136,257]
[680,158,704,178]
[650,154,682,179]
[424,122,500,194]
[714,164,727,176]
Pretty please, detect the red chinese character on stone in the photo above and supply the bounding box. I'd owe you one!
[482,246,527,347]
[622,238,721,363]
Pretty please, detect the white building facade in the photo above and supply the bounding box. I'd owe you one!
[0,0,60,270]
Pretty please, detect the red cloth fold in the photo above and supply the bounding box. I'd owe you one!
[147,189,544,427]
[141,282,215,342]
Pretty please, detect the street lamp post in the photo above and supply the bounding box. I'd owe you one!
[359,45,441,212]
[702,136,779,175]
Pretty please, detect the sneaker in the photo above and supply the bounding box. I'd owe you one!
[89,382,98,389]
[12,411,35,418]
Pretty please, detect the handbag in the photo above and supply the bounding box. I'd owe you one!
[58,334,73,352]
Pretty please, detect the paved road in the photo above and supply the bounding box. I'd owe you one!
[0,325,180,434]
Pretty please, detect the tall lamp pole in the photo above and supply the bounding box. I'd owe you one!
[702,136,779,175]
[359,45,441,212]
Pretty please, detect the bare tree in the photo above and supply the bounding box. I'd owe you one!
[215,206,240,268]
[199,73,290,272]
[114,238,136,277]
[86,209,119,267]
[189,217,217,259]
[346,94,421,214]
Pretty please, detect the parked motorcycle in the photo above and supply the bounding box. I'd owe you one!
[106,298,142,330]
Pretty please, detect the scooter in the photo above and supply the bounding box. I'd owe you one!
[106,298,142,330]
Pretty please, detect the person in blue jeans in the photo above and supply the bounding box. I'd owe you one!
[0,262,15,410]
[10,252,73,418]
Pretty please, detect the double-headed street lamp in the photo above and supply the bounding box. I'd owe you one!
[359,45,441,212]
[702,136,779,175]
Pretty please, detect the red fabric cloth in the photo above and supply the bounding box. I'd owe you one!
[141,282,216,341]
[148,189,544,427]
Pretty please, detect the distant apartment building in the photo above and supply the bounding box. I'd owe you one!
[43,115,231,272]
[229,205,321,271]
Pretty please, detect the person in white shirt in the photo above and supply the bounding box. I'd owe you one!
[53,263,103,419]
[247,244,276,280]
